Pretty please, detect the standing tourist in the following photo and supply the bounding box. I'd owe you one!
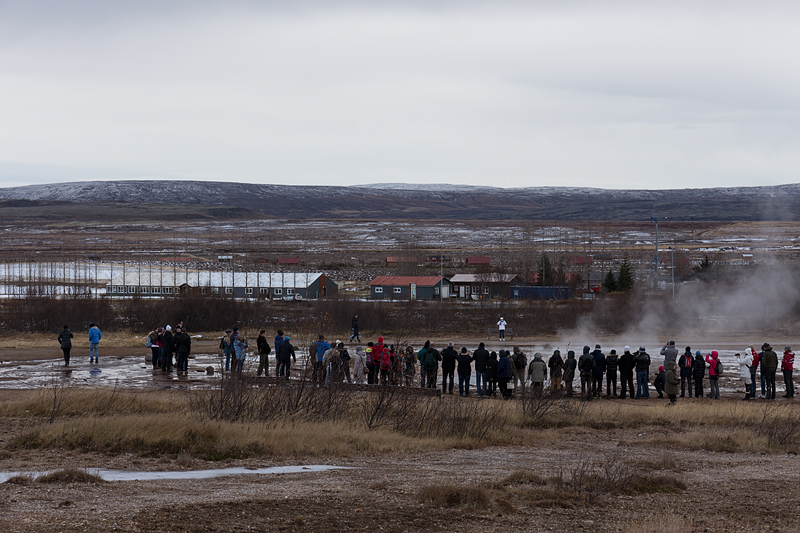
[234,333,248,377]
[497,350,511,399]
[618,346,635,399]
[665,361,679,404]
[678,347,693,398]
[174,326,192,374]
[548,349,564,393]
[277,335,296,379]
[456,347,473,396]
[635,346,651,399]
[735,350,753,401]
[403,346,416,387]
[497,317,507,341]
[473,342,490,397]
[58,325,73,366]
[148,327,160,368]
[256,330,271,377]
[605,349,618,397]
[487,351,499,397]
[440,342,458,395]
[705,351,722,399]
[273,330,285,376]
[88,323,101,364]
[760,343,778,400]
[528,352,547,397]
[661,340,679,368]
[563,350,577,397]
[578,346,594,401]
[221,329,233,373]
[161,325,174,373]
[781,345,794,398]
[693,350,705,398]
[590,344,605,399]
[748,345,759,399]
[314,335,330,384]
[511,346,527,394]
[353,346,366,384]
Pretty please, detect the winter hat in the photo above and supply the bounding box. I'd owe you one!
[685,346,691,352]
[479,342,485,348]
[225,328,232,333]
[595,344,601,349]
[695,351,701,356]
[639,346,646,352]
[623,345,631,352]
[378,336,384,343]
[659,365,665,372]
[534,352,542,358]
[448,342,454,348]
[583,346,590,354]
[461,347,467,353]
[669,340,675,346]
[609,349,617,355]
[553,349,560,355]
[166,325,171,331]
[568,350,575,357]
[284,336,290,341]
[711,350,718,357]
[158,327,163,332]
[233,327,239,332]
[786,346,792,352]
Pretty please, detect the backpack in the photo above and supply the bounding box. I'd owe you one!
[423,349,437,367]
[514,353,526,370]
[715,360,723,376]
[219,337,226,350]
[380,351,392,371]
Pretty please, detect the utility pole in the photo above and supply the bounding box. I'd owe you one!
[669,246,675,299]
[440,241,443,302]
[651,217,659,289]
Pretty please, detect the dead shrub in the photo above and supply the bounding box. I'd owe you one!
[417,484,491,509]
[629,474,686,494]
[755,404,800,450]
[497,469,550,487]
[621,512,692,533]
[4,474,33,485]
[36,469,106,484]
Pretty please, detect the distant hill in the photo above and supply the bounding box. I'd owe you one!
[0,180,798,221]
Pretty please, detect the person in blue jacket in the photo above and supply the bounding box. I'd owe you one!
[88,323,102,364]
[274,330,285,377]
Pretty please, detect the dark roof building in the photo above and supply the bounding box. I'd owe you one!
[368,276,451,300]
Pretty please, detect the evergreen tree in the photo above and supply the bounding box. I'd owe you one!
[537,253,553,286]
[618,257,634,291]
[603,270,618,293]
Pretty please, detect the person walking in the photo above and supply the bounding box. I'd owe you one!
[57,325,73,366]
[618,346,635,399]
[693,350,705,398]
[781,346,794,398]
[735,349,753,401]
[497,317,507,341]
[665,361,679,404]
[563,350,577,397]
[548,349,564,393]
[440,342,458,395]
[473,342,490,397]
[678,347,694,398]
[635,347,651,399]
[88,323,101,364]
[761,343,778,400]
[350,315,360,342]
[256,330,271,377]
[456,347,473,396]
[705,351,722,399]
[605,349,618,397]
[590,344,605,399]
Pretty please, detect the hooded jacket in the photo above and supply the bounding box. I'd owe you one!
[497,352,511,378]
[738,350,753,379]
[488,353,499,380]
[456,351,473,375]
[761,345,779,372]
[548,351,564,375]
[665,361,679,395]
[528,354,547,382]
[781,350,795,372]
[278,338,295,363]
[563,351,577,381]
[693,353,706,379]
[654,366,666,390]
[705,352,721,377]
[58,327,73,349]
[578,346,595,374]
[605,352,618,375]
[591,347,605,377]
[441,345,458,371]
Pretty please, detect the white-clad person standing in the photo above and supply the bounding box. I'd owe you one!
[497,317,507,341]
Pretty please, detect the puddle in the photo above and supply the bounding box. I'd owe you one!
[0,465,352,483]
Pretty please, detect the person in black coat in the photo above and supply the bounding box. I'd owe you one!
[693,351,705,398]
[618,346,636,399]
[487,351,499,397]
[654,365,666,398]
[548,350,564,392]
[678,347,694,397]
[605,349,619,397]
[173,326,192,373]
[456,348,473,396]
[472,342,490,397]
[161,326,175,372]
[590,345,605,398]
[440,342,458,395]
[277,336,296,379]
[57,325,73,366]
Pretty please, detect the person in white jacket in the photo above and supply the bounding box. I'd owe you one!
[497,317,507,341]
[353,347,366,384]
[735,349,753,401]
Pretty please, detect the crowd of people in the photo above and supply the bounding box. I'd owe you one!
[57,321,796,402]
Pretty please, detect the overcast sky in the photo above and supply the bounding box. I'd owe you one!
[1,0,799,190]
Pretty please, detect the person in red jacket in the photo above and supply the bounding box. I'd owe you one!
[781,346,795,398]
[705,351,721,400]
[379,346,392,385]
